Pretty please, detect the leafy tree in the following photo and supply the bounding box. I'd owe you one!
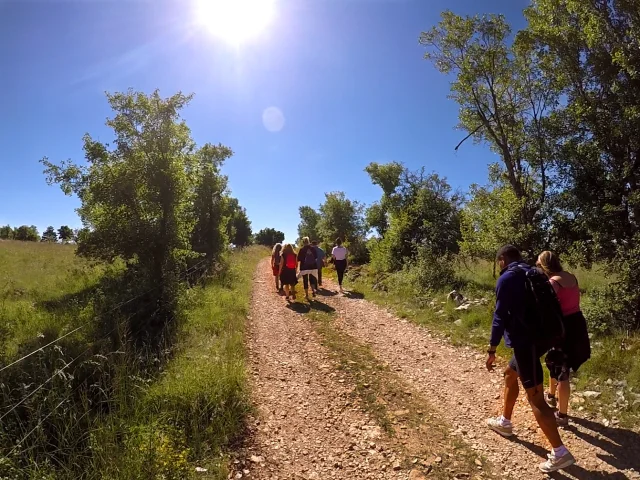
[523,0,640,329]
[364,162,404,236]
[226,197,252,247]
[317,192,367,261]
[58,225,73,242]
[297,206,321,243]
[191,143,233,263]
[0,225,14,240]
[420,11,559,257]
[14,225,39,242]
[366,163,461,272]
[42,226,58,242]
[42,89,217,340]
[255,227,285,246]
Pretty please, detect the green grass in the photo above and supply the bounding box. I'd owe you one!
[91,246,267,480]
[0,240,267,479]
[338,260,640,428]
[0,240,106,358]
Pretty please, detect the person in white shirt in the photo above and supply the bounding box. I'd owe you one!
[331,237,348,293]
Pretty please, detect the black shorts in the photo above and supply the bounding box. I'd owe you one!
[508,344,544,390]
[545,311,591,381]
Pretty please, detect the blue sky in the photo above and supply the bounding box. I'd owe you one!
[0,0,528,243]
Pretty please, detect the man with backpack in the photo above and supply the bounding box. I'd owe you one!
[297,237,319,300]
[485,245,575,473]
[311,240,326,288]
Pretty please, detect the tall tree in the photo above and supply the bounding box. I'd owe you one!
[191,143,233,264]
[42,90,211,340]
[297,206,321,243]
[255,228,285,246]
[42,226,58,242]
[0,225,13,240]
[317,192,367,261]
[58,225,73,242]
[523,0,640,329]
[14,225,39,242]
[226,197,252,247]
[420,11,559,257]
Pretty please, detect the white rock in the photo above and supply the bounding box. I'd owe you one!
[582,391,602,399]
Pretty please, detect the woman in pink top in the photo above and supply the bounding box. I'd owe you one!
[537,251,591,426]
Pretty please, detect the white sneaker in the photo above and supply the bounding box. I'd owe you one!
[539,451,575,473]
[486,417,513,437]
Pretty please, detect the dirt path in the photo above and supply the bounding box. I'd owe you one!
[235,261,640,479]
[319,277,640,480]
[232,260,414,479]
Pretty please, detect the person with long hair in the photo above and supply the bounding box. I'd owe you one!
[537,251,591,427]
[331,237,348,293]
[271,243,283,292]
[279,243,298,301]
[486,245,575,473]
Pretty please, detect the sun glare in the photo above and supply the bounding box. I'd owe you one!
[195,0,275,44]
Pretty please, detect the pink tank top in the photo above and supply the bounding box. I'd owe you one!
[550,278,581,316]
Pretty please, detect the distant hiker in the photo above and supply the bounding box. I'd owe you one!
[297,237,318,300]
[486,245,575,473]
[331,237,348,293]
[312,240,326,288]
[271,243,283,292]
[279,243,298,301]
[537,251,591,426]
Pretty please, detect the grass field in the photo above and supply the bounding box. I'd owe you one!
[0,240,266,479]
[338,259,640,428]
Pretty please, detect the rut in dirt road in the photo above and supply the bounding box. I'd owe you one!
[320,278,640,480]
[232,260,496,480]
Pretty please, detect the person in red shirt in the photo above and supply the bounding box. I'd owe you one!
[279,243,298,301]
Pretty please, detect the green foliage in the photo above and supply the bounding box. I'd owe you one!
[0,225,14,240]
[13,225,39,242]
[365,163,461,279]
[460,174,542,261]
[254,227,285,246]
[226,197,252,247]
[421,11,558,256]
[316,192,367,262]
[57,226,73,242]
[41,90,240,341]
[297,205,321,243]
[41,226,58,243]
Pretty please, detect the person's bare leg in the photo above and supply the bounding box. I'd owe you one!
[284,284,290,299]
[503,366,519,420]
[549,377,558,397]
[525,384,563,448]
[275,276,280,291]
[557,380,570,415]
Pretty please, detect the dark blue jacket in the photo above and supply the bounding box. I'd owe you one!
[490,261,532,349]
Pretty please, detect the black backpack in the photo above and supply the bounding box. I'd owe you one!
[512,265,565,353]
[304,247,316,268]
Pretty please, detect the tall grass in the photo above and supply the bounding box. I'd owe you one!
[0,241,266,478]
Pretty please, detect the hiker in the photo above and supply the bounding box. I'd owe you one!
[279,243,298,301]
[271,243,283,292]
[331,237,348,293]
[297,237,318,300]
[311,240,326,288]
[537,251,591,426]
[486,245,575,473]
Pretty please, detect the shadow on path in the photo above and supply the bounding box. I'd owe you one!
[286,299,336,315]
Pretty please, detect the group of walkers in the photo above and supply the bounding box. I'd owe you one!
[268,239,591,473]
[270,237,349,301]
[486,245,591,473]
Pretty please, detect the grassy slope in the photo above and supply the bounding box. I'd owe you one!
[340,260,640,427]
[92,246,267,480]
[0,240,105,358]
[0,241,266,478]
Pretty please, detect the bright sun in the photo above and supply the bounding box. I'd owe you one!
[195,0,276,44]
